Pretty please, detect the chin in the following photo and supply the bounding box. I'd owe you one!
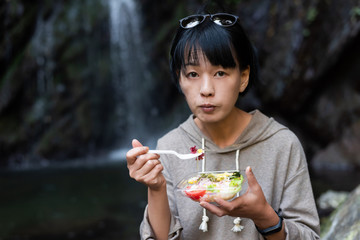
[196,115,223,124]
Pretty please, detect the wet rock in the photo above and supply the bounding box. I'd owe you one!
[317,190,349,211]
[311,120,360,171]
[321,185,360,240]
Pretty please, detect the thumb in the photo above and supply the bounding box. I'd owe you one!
[132,139,144,148]
[245,166,259,189]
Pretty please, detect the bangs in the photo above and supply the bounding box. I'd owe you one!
[173,23,237,71]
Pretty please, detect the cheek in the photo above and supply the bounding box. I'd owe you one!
[182,89,197,105]
[179,83,193,101]
[217,82,240,96]
[230,81,242,96]
[179,78,189,93]
[218,85,241,105]
[180,81,197,96]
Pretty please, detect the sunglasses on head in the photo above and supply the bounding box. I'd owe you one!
[179,13,239,29]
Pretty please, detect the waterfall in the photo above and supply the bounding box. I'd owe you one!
[109,0,152,152]
[31,3,62,94]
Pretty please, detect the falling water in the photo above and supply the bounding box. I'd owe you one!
[30,4,62,94]
[109,0,152,151]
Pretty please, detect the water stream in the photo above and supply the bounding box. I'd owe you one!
[30,3,60,94]
[109,0,152,149]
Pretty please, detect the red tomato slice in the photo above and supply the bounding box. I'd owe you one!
[185,188,206,201]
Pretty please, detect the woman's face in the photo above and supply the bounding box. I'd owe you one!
[179,50,249,125]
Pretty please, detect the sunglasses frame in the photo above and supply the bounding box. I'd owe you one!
[179,13,239,29]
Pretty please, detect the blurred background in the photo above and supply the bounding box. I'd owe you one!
[1,0,360,239]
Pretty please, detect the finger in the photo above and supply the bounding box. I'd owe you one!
[245,166,259,190]
[134,158,161,178]
[214,197,234,210]
[132,139,143,148]
[126,139,148,165]
[132,159,163,186]
[199,201,227,217]
[142,163,164,186]
[126,145,149,165]
[133,150,160,168]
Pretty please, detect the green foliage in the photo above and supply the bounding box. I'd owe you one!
[351,6,360,22]
[351,6,360,17]
[303,28,311,37]
[306,7,318,23]
[302,6,318,37]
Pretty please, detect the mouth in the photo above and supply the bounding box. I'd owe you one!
[200,104,216,113]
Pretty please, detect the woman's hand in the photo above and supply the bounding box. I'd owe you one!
[126,139,166,191]
[199,166,279,228]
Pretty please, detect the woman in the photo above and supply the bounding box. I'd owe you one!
[126,11,320,240]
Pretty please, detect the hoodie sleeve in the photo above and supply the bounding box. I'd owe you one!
[280,136,321,239]
[139,140,183,240]
[281,167,321,239]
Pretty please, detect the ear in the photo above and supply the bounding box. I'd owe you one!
[239,66,250,93]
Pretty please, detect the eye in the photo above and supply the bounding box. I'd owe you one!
[186,72,199,78]
[215,71,226,77]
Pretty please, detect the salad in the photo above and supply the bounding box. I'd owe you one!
[177,171,244,202]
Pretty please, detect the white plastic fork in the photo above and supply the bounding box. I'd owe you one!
[148,150,202,159]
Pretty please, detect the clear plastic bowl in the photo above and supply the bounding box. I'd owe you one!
[177,170,245,202]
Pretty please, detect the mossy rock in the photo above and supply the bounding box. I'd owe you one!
[321,185,360,240]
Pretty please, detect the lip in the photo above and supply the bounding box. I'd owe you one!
[200,104,216,113]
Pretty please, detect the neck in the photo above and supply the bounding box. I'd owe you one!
[194,108,252,148]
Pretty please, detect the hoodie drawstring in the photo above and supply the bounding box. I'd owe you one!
[198,139,244,233]
[199,138,208,232]
[231,149,244,232]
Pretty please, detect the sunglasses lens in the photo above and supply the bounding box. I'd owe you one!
[212,14,237,26]
[180,15,204,28]
[179,14,238,29]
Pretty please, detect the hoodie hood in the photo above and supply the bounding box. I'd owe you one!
[179,110,288,154]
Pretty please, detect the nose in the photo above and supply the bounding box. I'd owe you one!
[200,75,214,97]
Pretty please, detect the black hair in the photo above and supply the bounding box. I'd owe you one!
[169,12,259,96]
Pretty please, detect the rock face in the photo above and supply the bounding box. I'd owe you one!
[321,184,360,239]
[1,0,360,172]
[317,190,349,210]
[0,1,118,165]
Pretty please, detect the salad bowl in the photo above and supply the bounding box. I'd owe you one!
[177,170,245,203]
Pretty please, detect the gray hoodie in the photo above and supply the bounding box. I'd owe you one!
[140,110,320,239]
